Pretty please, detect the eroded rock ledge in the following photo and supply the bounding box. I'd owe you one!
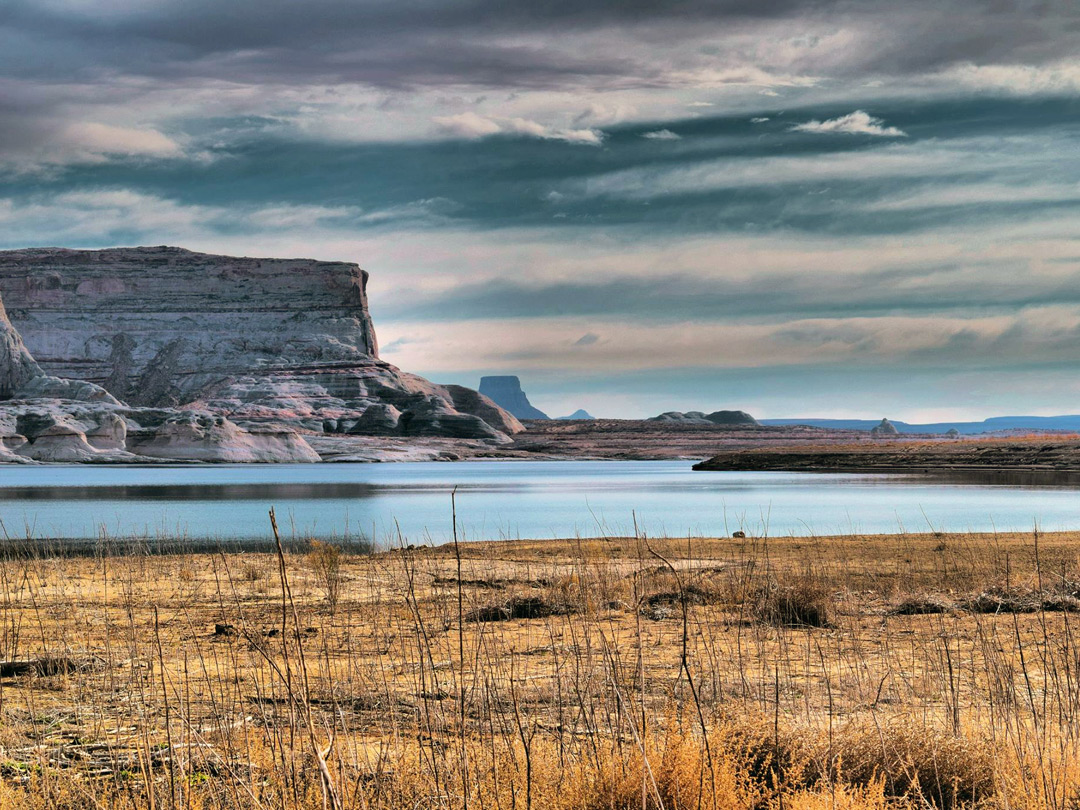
[0,246,521,462]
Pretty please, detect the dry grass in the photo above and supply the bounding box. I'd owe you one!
[1,529,1080,807]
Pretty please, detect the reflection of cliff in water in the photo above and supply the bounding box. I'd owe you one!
[0,482,387,502]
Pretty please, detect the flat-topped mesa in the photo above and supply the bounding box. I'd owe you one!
[0,246,378,404]
[0,247,521,441]
[479,375,549,420]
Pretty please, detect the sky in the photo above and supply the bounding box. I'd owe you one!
[2,1,1080,420]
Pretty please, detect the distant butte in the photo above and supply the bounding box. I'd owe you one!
[478,375,549,420]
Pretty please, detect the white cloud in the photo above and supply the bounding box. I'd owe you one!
[0,117,190,172]
[642,129,681,140]
[791,110,906,137]
[668,66,818,89]
[750,117,769,123]
[943,60,1080,94]
[61,122,183,158]
[580,140,961,200]
[866,182,1080,212]
[549,127,605,146]
[245,204,363,229]
[506,117,549,138]
[0,189,440,245]
[431,112,503,138]
[432,112,604,145]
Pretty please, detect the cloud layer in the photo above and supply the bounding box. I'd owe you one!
[2,1,1080,416]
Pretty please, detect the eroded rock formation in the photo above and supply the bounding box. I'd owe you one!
[648,410,759,426]
[870,418,899,436]
[0,247,521,456]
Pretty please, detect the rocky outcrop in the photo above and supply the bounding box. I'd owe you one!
[0,247,521,444]
[478,376,549,420]
[650,411,710,423]
[705,410,758,426]
[444,386,524,435]
[126,412,322,463]
[0,394,322,463]
[347,403,402,436]
[870,418,899,436]
[648,410,759,426]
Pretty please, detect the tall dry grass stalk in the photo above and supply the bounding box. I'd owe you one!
[0,526,1078,808]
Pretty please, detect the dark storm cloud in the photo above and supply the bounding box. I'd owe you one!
[1,0,1078,90]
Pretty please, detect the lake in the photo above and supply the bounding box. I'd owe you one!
[0,460,1078,549]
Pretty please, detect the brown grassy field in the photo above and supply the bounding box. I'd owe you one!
[2,525,1080,808]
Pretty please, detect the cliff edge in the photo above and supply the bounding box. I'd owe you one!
[0,247,521,448]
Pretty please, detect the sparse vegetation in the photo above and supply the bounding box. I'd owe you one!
[751,573,835,627]
[305,539,345,610]
[0,529,1079,808]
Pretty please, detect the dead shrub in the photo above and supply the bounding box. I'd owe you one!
[752,576,834,628]
[1039,594,1080,612]
[811,722,996,808]
[465,595,572,623]
[639,586,709,620]
[892,595,953,615]
[306,540,344,610]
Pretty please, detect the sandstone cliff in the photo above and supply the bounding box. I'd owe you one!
[0,247,521,447]
[0,289,322,463]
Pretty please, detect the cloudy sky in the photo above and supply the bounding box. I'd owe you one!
[2,0,1079,419]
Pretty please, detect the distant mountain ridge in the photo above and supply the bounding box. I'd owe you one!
[761,415,1080,434]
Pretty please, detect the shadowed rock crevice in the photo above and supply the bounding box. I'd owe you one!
[0,295,41,398]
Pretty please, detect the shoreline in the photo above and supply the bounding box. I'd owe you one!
[0,527,1065,559]
[693,437,1080,474]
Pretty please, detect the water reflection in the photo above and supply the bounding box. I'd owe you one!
[0,461,1076,547]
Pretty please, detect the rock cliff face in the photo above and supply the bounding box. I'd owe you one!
[0,246,376,401]
[478,376,549,420]
[0,288,322,463]
[0,293,42,398]
[0,247,521,445]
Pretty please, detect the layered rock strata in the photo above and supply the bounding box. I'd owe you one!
[0,292,322,462]
[0,247,521,452]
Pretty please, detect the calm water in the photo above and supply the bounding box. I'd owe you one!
[0,460,1078,547]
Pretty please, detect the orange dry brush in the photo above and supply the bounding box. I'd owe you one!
[0,530,1077,809]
